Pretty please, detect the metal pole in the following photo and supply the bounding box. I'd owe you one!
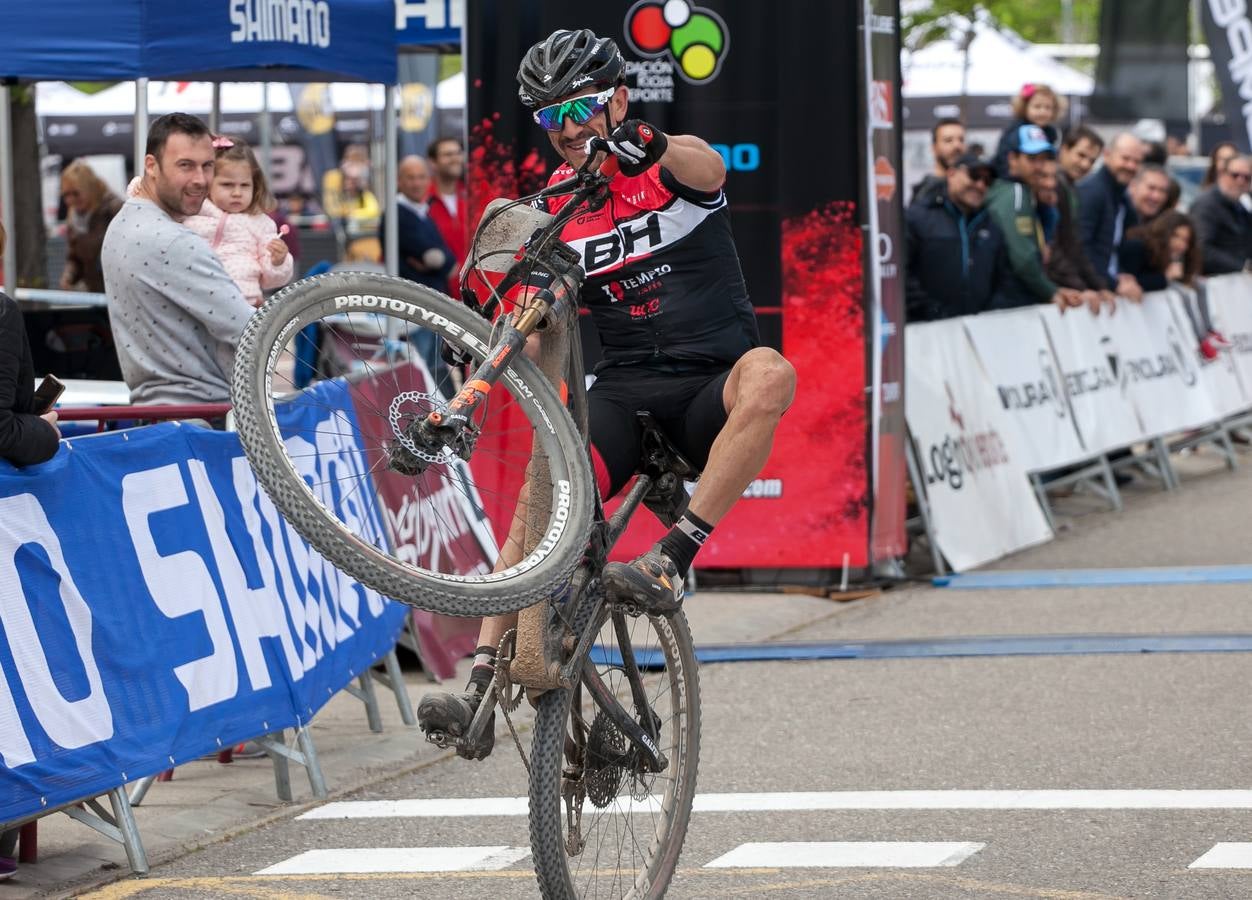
[384,83,398,277]
[1061,0,1076,45]
[860,0,884,527]
[259,82,272,176]
[0,85,14,293]
[134,78,149,178]
[210,82,221,133]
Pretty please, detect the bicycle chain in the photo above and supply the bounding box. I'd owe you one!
[493,629,530,774]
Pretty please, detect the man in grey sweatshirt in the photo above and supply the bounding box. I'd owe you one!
[102,113,254,406]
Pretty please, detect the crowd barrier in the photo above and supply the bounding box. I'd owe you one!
[0,376,435,868]
[906,272,1252,571]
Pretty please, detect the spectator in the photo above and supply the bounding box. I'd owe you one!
[0,219,60,467]
[1166,134,1191,157]
[59,160,123,293]
[388,156,454,293]
[387,155,456,394]
[992,83,1064,177]
[427,136,468,298]
[1058,126,1104,188]
[1143,141,1168,167]
[181,137,293,308]
[1077,132,1144,298]
[1202,141,1239,189]
[1034,158,1111,313]
[1120,210,1229,358]
[1119,209,1201,293]
[324,145,382,262]
[905,153,1009,321]
[1127,164,1173,225]
[1190,153,1252,275]
[985,125,1080,310]
[910,118,965,207]
[101,113,254,405]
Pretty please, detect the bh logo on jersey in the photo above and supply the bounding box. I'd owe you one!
[624,0,729,84]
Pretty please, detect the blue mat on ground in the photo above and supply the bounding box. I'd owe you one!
[933,566,1252,589]
[590,634,1252,668]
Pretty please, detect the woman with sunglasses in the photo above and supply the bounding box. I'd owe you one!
[1190,152,1252,275]
[418,27,796,759]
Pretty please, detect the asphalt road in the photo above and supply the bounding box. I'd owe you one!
[77,454,1252,899]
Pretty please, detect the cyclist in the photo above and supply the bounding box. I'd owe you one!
[418,28,794,758]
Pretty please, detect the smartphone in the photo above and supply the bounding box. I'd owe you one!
[32,374,65,414]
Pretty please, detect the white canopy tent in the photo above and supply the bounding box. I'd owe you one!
[903,14,1094,100]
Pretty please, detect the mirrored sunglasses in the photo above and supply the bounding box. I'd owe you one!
[533,87,615,132]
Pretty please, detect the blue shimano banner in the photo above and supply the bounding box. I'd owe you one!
[1,0,396,83]
[0,379,408,824]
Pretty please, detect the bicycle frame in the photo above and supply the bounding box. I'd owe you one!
[444,160,673,776]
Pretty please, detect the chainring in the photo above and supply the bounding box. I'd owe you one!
[493,629,525,713]
[585,711,627,808]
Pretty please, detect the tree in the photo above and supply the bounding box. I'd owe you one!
[902,1,1100,119]
[10,86,46,288]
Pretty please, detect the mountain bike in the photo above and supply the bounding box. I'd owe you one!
[231,150,700,898]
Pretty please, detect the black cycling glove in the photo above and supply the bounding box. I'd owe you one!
[601,120,669,176]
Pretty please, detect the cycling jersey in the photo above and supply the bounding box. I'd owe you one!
[543,163,759,371]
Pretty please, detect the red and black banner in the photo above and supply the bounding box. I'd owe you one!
[465,0,905,569]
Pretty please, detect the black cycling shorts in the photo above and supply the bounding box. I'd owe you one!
[588,364,732,498]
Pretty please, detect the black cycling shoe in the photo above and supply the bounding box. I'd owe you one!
[602,547,684,615]
[417,689,495,761]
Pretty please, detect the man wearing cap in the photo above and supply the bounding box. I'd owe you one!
[1076,132,1145,300]
[985,124,1082,310]
[905,153,1010,320]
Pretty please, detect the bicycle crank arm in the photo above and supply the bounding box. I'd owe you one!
[460,687,500,749]
[581,660,668,773]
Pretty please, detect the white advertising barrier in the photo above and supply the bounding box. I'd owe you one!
[1168,286,1249,419]
[1039,302,1146,456]
[906,319,1054,571]
[961,309,1091,470]
[1096,293,1216,434]
[1206,274,1252,405]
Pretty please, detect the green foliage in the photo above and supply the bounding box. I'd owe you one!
[903,0,1100,49]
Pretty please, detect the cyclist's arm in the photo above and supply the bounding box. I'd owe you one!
[658,135,726,194]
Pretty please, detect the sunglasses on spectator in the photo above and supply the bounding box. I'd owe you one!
[1226,169,1252,182]
[533,87,616,132]
[969,171,993,186]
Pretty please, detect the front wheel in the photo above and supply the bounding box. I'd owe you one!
[528,609,701,899]
[230,272,594,617]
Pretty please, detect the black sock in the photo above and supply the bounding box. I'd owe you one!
[657,511,714,575]
[467,645,497,694]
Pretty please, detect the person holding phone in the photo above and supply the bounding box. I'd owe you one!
[0,220,61,466]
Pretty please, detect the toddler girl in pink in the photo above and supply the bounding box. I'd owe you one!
[189,137,292,306]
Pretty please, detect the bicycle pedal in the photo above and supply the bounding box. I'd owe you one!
[424,729,454,750]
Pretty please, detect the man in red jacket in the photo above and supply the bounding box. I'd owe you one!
[426,136,467,297]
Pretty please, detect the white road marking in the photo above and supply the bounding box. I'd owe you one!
[704,841,985,869]
[1188,843,1252,868]
[298,790,1252,820]
[254,846,531,875]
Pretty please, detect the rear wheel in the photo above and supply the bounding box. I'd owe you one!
[230,272,593,617]
[528,609,700,899]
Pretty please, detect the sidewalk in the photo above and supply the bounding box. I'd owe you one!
[3,591,840,900]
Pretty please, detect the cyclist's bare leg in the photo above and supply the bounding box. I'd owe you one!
[603,347,794,610]
[687,346,795,524]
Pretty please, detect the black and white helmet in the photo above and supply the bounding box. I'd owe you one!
[517,28,625,108]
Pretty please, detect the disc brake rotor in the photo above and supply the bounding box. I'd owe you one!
[388,390,454,464]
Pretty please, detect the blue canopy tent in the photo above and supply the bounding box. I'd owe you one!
[0,0,401,290]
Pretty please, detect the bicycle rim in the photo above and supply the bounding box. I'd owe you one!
[231,273,592,617]
[529,609,700,899]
